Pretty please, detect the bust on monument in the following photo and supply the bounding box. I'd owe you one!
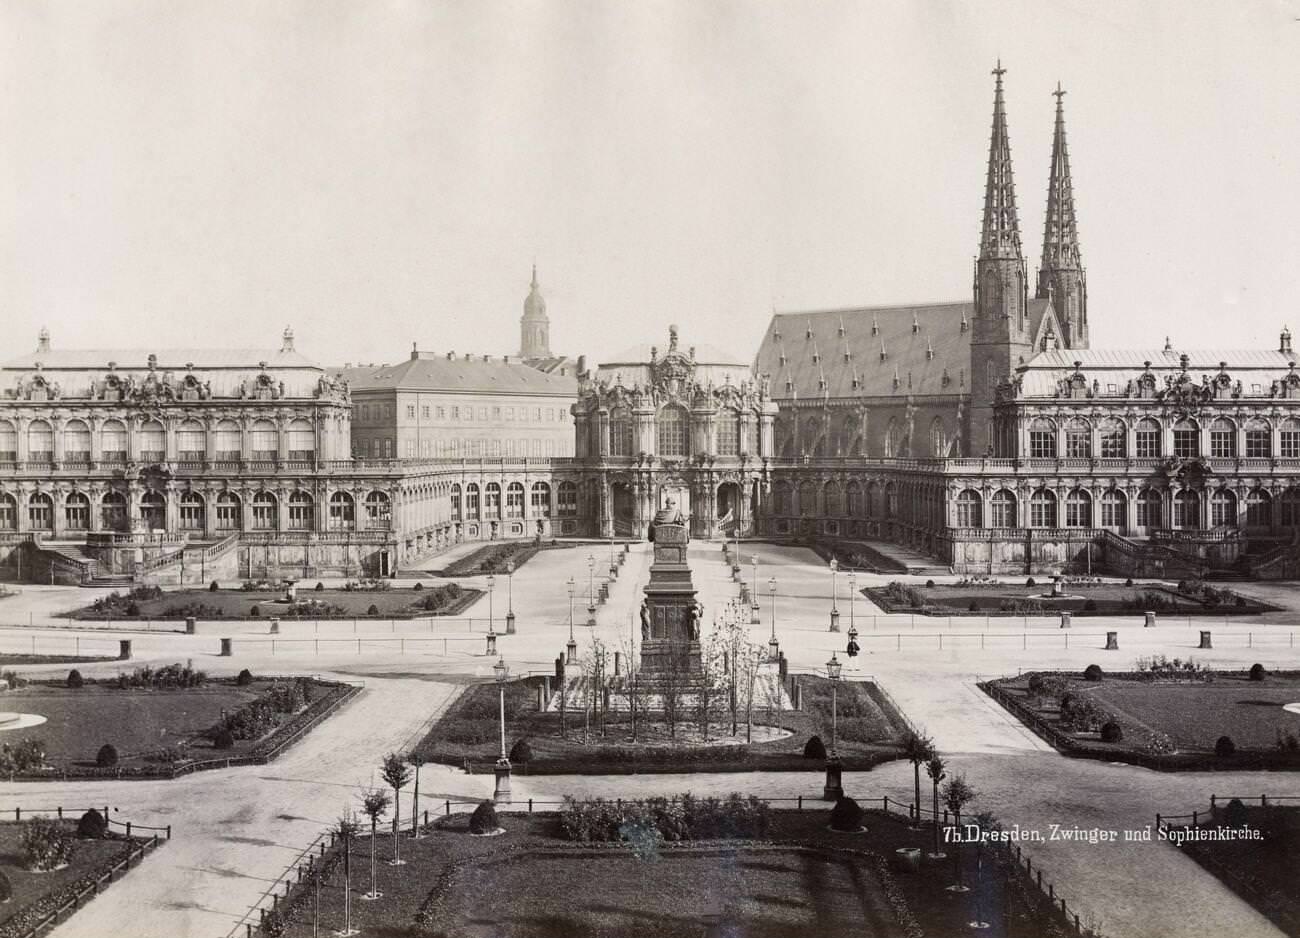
[648,496,688,543]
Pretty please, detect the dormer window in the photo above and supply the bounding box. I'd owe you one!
[818,379,827,390]
[779,354,787,366]
[812,352,820,363]
[785,380,794,391]
[843,351,851,363]
[806,327,813,339]
[851,378,860,390]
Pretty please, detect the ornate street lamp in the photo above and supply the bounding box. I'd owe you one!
[823,652,844,801]
[846,572,859,663]
[504,560,516,634]
[565,577,577,664]
[586,554,597,627]
[485,619,497,656]
[492,656,512,804]
[609,534,618,579]
[767,576,779,661]
[828,558,841,632]
[486,573,496,636]
[750,556,761,624]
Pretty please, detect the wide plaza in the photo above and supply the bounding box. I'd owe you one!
[0,539,1298,938]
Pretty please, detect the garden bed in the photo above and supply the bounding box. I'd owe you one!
[0,821,159,938]
[865,579,1275,617]
[437,539,581,577]
[62,583,480,621]
[0,671,358,779]
[263,808,1086,938]
[413,675,910,774]
[981,666,1300,771]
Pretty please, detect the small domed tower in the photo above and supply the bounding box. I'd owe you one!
[519,265,551,359]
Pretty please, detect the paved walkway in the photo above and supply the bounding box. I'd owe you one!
[0,541,1295,937]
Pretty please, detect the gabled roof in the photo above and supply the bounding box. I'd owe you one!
[339,353,578,396]
[753,302,975,399]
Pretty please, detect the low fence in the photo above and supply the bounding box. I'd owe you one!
[1156,793,1300,830]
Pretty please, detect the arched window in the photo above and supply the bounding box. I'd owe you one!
[176,419,205,462]
[1245,488,1271,529]
[251,491,278,530]
[1136,487,1162,529]
[215,492,241,531]
[364,491,391,528]
[1282,488,1300,527]
[885,482,898,518]
[329,491,356,530]
[28,491,53,531]
[990,489,1017,528]
[1134,418,1161,458]
[287,419,315,460]
[0,492,15,530]
[449,484,462,522]
[100,491,128,531]
[1030,488,1057,527]
[1172,418,1199,458]
[64,491,90,530]
[1245,420,1271,458]
[1065,488,1092,527]
[1210,489,1237,528]
[63,420,91,463]
[773,482,792,515]
[1174,489,1200,529]
[213,419,241,461]
[0,420,15,461]
[506,482,525,518]
[610,408,634,457]
[531,482,550,515]
[250,420,278,461]
[1100,490,1127,531]
[179,492,205,531]
[484,483,501,518]
[1028,418,1057,458]
[884,418,901,457]
[820,482,840,516]
[558,481,578,516]
[798,481,817,517]
[27,420,53,464]
[1209,418,1237,458]
[99,419,128,465]
[1282,418,1300,459]
[465,483,480,519]
[657,405,688,458]
[140,491,166,530]
[139,420,165,463]
[716,409,741,457]
[1064,419,1092,459]
[930,418,948,457]
[1098,418,1125,458]
[287,491,314,530]
[955,489,982,528]
[846,481,864,517]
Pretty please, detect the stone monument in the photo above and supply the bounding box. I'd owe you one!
[640,498,702,676]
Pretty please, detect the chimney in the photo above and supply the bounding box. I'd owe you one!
[1281,326,1293,355]
[411,342,419,361]
[447,351,455,360]
[37,327,50,353]
[281,325,295,352]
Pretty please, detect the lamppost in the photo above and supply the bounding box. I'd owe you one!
[504,560,516,634]
[846,572,860,666]
[767,576,779,661]
[487,573,496,635]
[609,534,618,579]
[828,558,840,632]
[749,556,760,624]
[492,656,512,804]
[565,577,577,664]
[586,554,596,627]
[823,652,844,801]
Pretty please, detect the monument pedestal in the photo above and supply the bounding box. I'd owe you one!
[640,517,702,678]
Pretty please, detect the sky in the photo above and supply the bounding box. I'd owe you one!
[2,0,1299,368]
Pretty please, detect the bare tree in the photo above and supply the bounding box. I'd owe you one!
[659,643,688,739]
[334,811,362,936]
[359,788,391,900]
[696,628,727,742]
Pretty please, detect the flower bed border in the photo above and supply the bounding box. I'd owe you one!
[61,588,481,622]
[864,585,1276,617]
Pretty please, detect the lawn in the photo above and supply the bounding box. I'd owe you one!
[268,809,1084,938]
[1178,804,1300,937]
[64,584,481,621]
[983,669,1300,770]
[413,675,910,774]
[0,821,153,937]
[866,580,1274,617]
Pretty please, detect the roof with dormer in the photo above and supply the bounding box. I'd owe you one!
[340,351,577,397]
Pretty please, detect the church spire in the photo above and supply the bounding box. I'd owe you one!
[519,265,551,359]
[1037,83,1089,348]
[980,61,1023,261]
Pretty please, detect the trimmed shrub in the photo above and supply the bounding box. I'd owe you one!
[1215,736,1236,758]
[1100,721,1123,743]
[367,604,379,616]
[250,605,261,618]
[967,601,979,612]
[21,818,75,871]
[96,744,118,768]
[1143,732,1176,755]
[469,800,500,834]
[508,738,533,764]
[1124,578,1134,587]
[1224,798,1248,827]
[1249,663,1266,682]
[212,728,235,750]
[925,579,935,589]
[413,582,423,591]
[1025,577,1036,587]
[1083,599,1097,612]
[76,809,108,839]
[829,796,864,832]
[209,580,220,592]
[1083,664,1104,682]
[66,669,84,689]
[314,581,324,592]
[237,668,253,686]
[803,735,827,759]
[1026,673,1046,695]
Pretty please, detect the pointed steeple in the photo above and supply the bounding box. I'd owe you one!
[519,265,551,359]
[980,61,1023,261]
[1037,83,1089,349]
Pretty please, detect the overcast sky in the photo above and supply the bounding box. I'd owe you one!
[2,0,1298,368]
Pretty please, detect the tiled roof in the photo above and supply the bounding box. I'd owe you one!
[1017,346,1300,397]
[340,353,578,396]
[753,301,984,399]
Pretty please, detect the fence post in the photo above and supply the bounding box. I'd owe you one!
[798,795,803,810]
[126,821,132,838]
[445,800,451,816]
[57,807,62,819]
[529,799,534,813]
